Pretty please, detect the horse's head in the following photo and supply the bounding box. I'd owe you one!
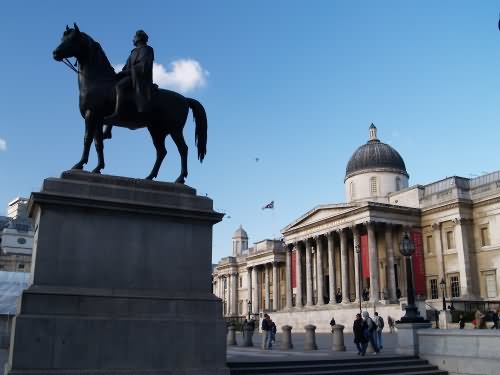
[53,23,84,61]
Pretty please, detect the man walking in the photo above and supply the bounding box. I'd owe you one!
[362,311,379,354]
[373,312,384,350]
[261,314,272,350]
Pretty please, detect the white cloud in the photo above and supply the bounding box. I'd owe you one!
[0,138,6,151]
[113,58,208,94]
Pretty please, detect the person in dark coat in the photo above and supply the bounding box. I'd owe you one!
[353,313,368,355]
[104,29,155,134]
[458,314,466,329]
[329,316,336,332]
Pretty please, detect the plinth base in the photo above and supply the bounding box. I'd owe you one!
[395,322,432,356]
[5,171,228,375]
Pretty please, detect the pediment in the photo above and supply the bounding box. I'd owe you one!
[282,203,358,233]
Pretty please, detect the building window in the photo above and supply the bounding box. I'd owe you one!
[480,227,490,247]
[280,268,285,281]
[239,277,242,288]
[18,264,25,270]
[223,279,227,289]
[350,182,355,199]
[395,177,401,191]
[370,177,377,195]
[446,230,455,250]
[450,275,460,297]
[238,300,243,315]
[484,271,497,298]
[426,235,433,254]
[430,279,438,299]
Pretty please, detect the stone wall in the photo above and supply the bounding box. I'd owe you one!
[418,329,500,375]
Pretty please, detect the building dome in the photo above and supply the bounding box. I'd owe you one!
[232,225,248,239]
[345,124,408,180]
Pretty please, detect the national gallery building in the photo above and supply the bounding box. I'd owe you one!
[212,125,500,330]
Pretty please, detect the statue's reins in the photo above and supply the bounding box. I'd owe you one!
[60,58,115,81]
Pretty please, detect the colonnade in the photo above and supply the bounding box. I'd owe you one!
[283,222,402,309]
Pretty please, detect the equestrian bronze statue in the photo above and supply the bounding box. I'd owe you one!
[52,24,207,183]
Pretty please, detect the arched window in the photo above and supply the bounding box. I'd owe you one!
[370,177,377,195]
[350,181,355,199]
[395,177,401,191]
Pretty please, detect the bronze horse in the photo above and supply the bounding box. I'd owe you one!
[52,24,207,183]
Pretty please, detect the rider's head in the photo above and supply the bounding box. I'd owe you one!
[133,30,149,46]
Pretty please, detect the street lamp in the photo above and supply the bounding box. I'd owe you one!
[439,278,446,311]
[355,244,362,314]
[247,300,252,320]
[398,232,427,323]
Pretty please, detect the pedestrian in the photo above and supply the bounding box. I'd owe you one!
[270,320,277,344]
[261,313,272,349]
[248,316,256,338]
[475,309,486,329]
[396,288,402,299]
[336,288,342,303]
[242,319,248,338]
[387,316,395,333]
[491,310,499,329]
[353,313,368,356]
[329,316,336,332]
[458,313,465,329]
[362,311,379,354]
[373,312,384,350]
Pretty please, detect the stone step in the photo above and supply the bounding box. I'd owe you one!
[228,357,447,375]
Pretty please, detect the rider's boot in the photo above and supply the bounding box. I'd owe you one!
[104,90,125,123]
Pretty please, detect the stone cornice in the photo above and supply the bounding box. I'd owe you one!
[472,194,500,209]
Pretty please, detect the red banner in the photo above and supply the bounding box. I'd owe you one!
[411,230,426,296]
[360,234,370,279]
[291,250,297,289]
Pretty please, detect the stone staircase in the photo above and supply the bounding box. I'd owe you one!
[228,355,447,375]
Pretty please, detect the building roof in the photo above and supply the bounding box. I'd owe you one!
[345,124,408,180]
[232,225,248,239]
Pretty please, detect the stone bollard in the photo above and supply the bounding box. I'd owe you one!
[280,325,293,350]
[331,324,346,351]
[226,325,237,346]
[304,324,318,350]
[242,327,254,347]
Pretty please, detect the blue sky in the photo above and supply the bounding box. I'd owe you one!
[1,1,500,262]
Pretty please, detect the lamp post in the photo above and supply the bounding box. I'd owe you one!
[398,232,427,323]
[439,278,446,311]
[247,300,252,320]
[355,244,362,314]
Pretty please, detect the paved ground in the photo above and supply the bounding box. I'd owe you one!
[228,332,398,362]
[0,333,399,367]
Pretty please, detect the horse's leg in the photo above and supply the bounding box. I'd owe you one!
[145,126,167,180]
[91,118,105,174]
[72,110,95,170]
[171,128,188,184]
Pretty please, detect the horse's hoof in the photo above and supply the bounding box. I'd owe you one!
[91,168,102,174]
[71,163,84,170]
[145,175,154,180]
[175,177,185,184]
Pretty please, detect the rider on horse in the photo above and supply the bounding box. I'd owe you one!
[104,30,155,138]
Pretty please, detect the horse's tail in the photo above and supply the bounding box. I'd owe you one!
[187,98,207,163]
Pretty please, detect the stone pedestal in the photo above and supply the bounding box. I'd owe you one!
[5,171,228,375]
[226,325,237,346]
[331,324,345,351]
[280,325,293,350]
[395,322,432,356]
[303,324,318,350]
[439,310,452,329]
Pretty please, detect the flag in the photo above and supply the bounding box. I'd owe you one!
[262,200,274,210]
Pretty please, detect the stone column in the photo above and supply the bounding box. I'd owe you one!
[432,222,445,283]
[339,228,350,304]
[247,268,252,313]
[285,245,293,308]
[227,274,232,315]
[272,262,279,310]
[327,232,337,304]
[352,226,361,303]
[453,218,475,298]
[231,272,238,315]
[316,235,325,306]
[305,238,314,306]
[385,223,397,302]
[252,266,259,313]
[367,222,380,303]
[295,242,303,308]
[264,264,270,310]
